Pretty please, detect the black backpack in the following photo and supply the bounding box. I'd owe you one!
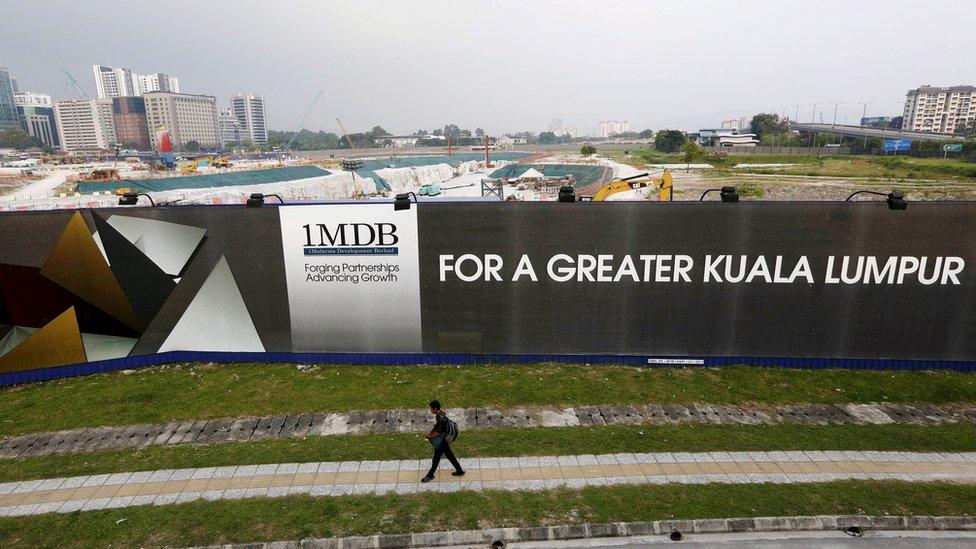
[444,415,459,442]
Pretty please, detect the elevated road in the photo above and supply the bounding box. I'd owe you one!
[789,122,964,142]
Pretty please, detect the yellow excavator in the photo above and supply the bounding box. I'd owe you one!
[583,169,673,201]
[179,156,232,174]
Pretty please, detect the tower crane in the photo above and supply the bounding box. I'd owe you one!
[62,68,88,98]
[284,90,325,152]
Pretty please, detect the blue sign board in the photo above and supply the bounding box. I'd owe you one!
[883,139,912,152]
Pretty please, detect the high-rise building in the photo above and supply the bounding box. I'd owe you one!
[15,92,59,148]
[92,65,141,98]
[143,92,219,151]
[0,68,19,131]
[230,93,267,146]
[112,96,151,150]
[218,108,245,147]
[139,73,180,94]
[54,99,116,151]
[598,120,630,138]
[902,85,976,134]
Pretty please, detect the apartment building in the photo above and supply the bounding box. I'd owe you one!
[902,85,976,134]
[0,68,19,130]
[54,99,116,151]
[139,73,180,94]
[92,65,141,98]
[14,92,59,148]
[144,92,219,151]
[93,65,182,98]
[598,120,630,138]
[112,96,151,150]
[230,93,267,146]
[218,108,245,147]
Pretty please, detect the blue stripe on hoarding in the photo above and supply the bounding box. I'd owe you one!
[0,352,974,386]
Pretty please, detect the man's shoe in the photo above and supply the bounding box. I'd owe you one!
[421,476,434,483]
[451,470,465,476]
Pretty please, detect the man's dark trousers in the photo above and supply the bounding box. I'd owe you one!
[427,438,462,477]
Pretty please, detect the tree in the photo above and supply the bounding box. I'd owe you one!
[538,131,558,144]
[416,129,428,136]
[0,128,42,150]
[638,129,655,139]
[682,141,701,164]
[654,129,686,153]
[460,129,472,138]
[749,113,789,141]
[432,129,443,136]
[580,144,597,156]
[443,124,461,141]
[370,126,390,137]
[475,128,485,137]
[184,140,201,152]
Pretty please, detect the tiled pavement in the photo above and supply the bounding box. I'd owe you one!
[3,402,974,458]
[1,451,975,517]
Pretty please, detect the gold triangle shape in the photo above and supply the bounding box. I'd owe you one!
[40,212,144,332]
[0,307,87,373]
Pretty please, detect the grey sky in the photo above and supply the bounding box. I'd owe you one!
[3,0,975,135]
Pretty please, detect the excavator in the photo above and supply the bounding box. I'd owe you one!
[582,169,673,201]
[178,156,232,174]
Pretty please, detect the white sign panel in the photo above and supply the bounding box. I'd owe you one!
[279,204,422,352]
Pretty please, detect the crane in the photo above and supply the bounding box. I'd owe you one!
[63,68,88,98]
[336,117,357,150]
[284,90,325,152]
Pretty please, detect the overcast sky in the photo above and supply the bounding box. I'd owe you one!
[3,0,974,135]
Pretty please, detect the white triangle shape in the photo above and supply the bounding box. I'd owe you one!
[158,256,265,352]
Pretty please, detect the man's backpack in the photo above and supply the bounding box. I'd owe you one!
[445,415,459,443]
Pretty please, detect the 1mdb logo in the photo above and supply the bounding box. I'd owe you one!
[302,223,399,256]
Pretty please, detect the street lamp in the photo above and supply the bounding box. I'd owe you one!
[557,185,576,203]
[246,193,284,208]
[394,192,418,211]
[699,186,739,203]
[845,190,907,210]
[118,192,155,207]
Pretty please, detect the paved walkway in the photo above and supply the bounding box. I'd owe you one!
[3,402,973,458]
[2,451,975,517]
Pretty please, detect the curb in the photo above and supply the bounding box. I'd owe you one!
[192,515,976,548]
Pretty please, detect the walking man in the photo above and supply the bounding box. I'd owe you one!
[422,400,464,483]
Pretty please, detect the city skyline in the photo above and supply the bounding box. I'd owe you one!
[2,0,975,136]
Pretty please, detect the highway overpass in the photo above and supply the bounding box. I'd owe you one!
[789,122,965,142]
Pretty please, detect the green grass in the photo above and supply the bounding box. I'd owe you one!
[3,424,973,483]
[2,481,974,548]
[613,149,976,182]
[2,363,974,437]
[732,156,976,181]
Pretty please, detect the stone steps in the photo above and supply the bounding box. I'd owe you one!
[1,402,973,459]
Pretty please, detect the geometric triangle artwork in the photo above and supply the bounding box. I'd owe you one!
[157,256,265,353]
[92,214,207,277]
[92,212,176,328]
[39,212,145,332]
[0,307,87,373]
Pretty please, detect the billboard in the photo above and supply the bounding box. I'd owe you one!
[883,138,912,152]
[0,201,974,383]
[944,144,964,153]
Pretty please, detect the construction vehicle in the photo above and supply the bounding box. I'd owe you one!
[582,170,673,201]
[178,156,231,174]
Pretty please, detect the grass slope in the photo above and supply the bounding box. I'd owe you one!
[1,482,974,548]
[1,363,974,437]
[2,424,973,483]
